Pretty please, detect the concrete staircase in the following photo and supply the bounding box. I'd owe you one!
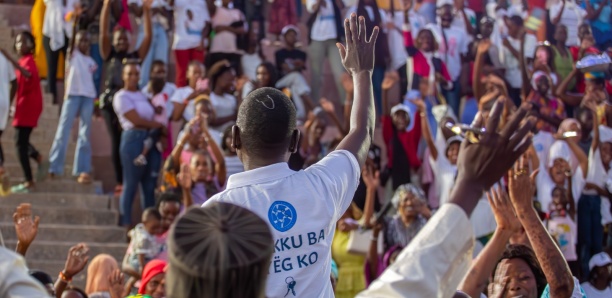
[0,88,127,287]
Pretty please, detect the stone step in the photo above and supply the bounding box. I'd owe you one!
[0,206,117,225]
[0,223,125,243]
[0,205,119,226]
[0,193,110,209]
[2,162,74,181]
[1,124,62,141]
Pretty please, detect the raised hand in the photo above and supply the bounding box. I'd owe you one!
[143,0,153,10]
[13,203,40,254]
[177,163,193,190]
[508,157,539,213]
[63,243,90,279]
[108,269,125,298]
[487,185,522,233]
[410,98,426,113]
[382,72,399,91]
[362,167,380,189]
[320,98,335,114]
[337,14,379,75]
[477,39,491,54]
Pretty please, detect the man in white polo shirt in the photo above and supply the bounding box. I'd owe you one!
[204,14,378,298]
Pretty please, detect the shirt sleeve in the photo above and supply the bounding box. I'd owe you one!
[4,56,15,81]
[170,89,187,104]
[0,248,50,297]
[113,91,136,117]
[305,150,361,221]
[357,204,474,298]
[306,0,318,13]
[572,166,586,206]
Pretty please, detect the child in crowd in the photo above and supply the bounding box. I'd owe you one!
[126,207,162,278]
[134,86,168,166]
[547,186,579,275]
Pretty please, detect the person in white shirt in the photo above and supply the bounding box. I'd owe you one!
[208,0,247,74]
[204,14,378,297]
[0,50,16,193]
[0,247,49,297]
[500,15,537,107]
[581,252,612,298]
[307,0,348,103]
[48,24,98,185]
[438,0,477,39]
[550,0,587,47]
[169,0,210,88]
[170,61,207,123]
[427,3,470,115]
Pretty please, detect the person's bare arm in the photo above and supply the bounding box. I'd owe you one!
[123,110,164,129]
[68,14,80,57]
[459,186,522,298]
[361,167,379,228]
[458,8,475,35]
[0,49,30,78]
[473,40,491,100]
[503,38,520,59]
[203,124,227,187]
[508,161,574,297]
[586,0,607,20]
[520,34,532,97]
[171,129,190,167]
[564,138,588,177]
[100,0,113,60]
[54,244,90,298]
[555,68,583,106]
[367,223,382,279]
[551,1,565,25]
[136,0,153,59]
[413,98,438,160]
[567,175,576,220]
[334,14,380,166]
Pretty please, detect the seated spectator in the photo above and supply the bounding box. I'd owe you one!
[240,20,264,82]
[85,254,119,298]
[207,60,239,132]
[288,108,328,170]
[220,126,244,179]
[113,62,165,228]
[165,203,273,297]
[384,184,431,248]
[176,145,227,206]
[135,259,166,297]
[241,62,278,99]
[170,60,208,123]
[581,252,612,297]
[275,25,307,77]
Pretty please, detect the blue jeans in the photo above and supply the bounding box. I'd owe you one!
[577,194,603,276]
[442,79,462,117]
[49,95,94,175]
[119,129,161,226]
[137,23,169,87]
[90,44,103,95]
[372,66,385,116]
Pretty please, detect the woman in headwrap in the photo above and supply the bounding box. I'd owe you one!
[165,203,273,298]
[129,259,165,298]
[526,70,565,133]
[86,254,119,298]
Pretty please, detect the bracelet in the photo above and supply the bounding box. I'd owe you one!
[370,237,378,242]
[59,271,72,283]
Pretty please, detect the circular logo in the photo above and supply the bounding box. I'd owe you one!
[268,201,297,232]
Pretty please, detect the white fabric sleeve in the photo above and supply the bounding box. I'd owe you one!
[357,203,474,298]
[0,247,49,298]
[305,150,361,222]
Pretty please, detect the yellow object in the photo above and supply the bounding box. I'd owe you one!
[376,0,402,10]
[331,230,366,298]
[31,0,65,80]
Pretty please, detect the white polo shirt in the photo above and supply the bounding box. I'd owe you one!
[204,150,360,298]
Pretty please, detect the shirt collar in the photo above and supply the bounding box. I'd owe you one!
[226,162,296,189]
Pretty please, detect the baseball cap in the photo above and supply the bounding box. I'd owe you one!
[391,103,411,116]
[589,252,612,272]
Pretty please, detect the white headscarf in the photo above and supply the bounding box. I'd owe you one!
[548,140,572,168]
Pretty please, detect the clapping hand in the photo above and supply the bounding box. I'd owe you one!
[362,167,380,189]
[177,163,193,190]
[320,98,336,114]
[62,243,90,280]
[508,157,539,213]
[487,185,522,234]
[337,14,379,76]
[108,269,125,298]
[13,203,40,255]
[382,72,399,91]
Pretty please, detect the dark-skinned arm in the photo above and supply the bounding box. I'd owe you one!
[0,49,31,78]
[203,128,227,187]
[136,0,153,60]
[565,138,588,177]
[459,9,475,36]
[586,0,607,20]
[99,0,113,60]
[123,110,164,130]
[68,15,80,57]
[367,223,381,280]
[473,40,489,100]
[551,0,565,25]
[568,175,576,220]
[414,99,438,160]
[335,15,379,166]
[555,68,583,106]
[520,34,532,97]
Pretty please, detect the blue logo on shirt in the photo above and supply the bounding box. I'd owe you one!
[268,201,297,232]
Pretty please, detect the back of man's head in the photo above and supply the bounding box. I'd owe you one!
[236,87,297,157]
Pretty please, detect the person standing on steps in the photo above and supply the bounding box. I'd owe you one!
[0,49,17,195]
[5,32,47,194]
[48,8,98,185]
[99,0,152,195]
[203,14,379,297]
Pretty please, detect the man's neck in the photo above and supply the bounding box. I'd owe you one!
[285,45,295,51]
[240,155,289,171]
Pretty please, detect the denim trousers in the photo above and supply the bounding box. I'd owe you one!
[48,95,94,175]
[90,44,103,95]
[119,129,161,226]
[137,23,169,87]
[577,194,603,276]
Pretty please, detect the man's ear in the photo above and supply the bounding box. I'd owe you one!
[288,129,300,154]
[231,125,241,150]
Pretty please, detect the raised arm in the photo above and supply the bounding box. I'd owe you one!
[99,0,113,60]
[564,138,588,178]
[555,68,583,106]
[586,0,607,20]
[455,0,475,36]
[202,121,227,187]
[458,186,521,298]
[136,0,153,60]
[508,160,574,297]
[551,0,565,25]
[335,14,379,166]
[321,98,348,136]
[413,98,438,160]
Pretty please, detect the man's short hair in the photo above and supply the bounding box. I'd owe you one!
[237,87,297,156]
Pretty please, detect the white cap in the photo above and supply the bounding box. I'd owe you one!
[391,104,411,116]
[547,140,571,169]
[589,252,612,272]
[446,135,464,148]
[281,25,300,37]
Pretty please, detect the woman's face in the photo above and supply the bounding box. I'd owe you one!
[112,30,129,52]
[218,69,237,92]
[122,64,141,90]
[554,26,568,43]
[494,258,538,298]
[535,76,550,95]
[417,31,434,52]
[601,142,612,166]
[398,192,422,219]
[145,274,165,298]
[15,34,32,56]
[480,22,494,39]
[151,63,168,81]
[551,189,567,212]
[76,32,90,55]
[190,153,211,182]
[505,19,518,37]
[159,201,180,231]
[549,159,570,184]
[447,142,460,165]
[188,64,204,86]
[578,25,592,41]
[392,111,410,131]
[256,65,271,87]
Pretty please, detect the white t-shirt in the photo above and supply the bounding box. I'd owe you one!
[429,153,457,206]
[438,8,477,43]
[0,52,15,130]
[142,82,177,120]
[204,150,360,298]
[241,52,263,82]
[128,0,170,28]
[533,131,555,169]
[172,0,210,50]
[580,282,612,298]
[170,86,195,121]
[113,90,156,131]
[426,24,469,81]
[501,34,537,88]
[388,10,425,71]
[65,50,98,99]
[307,0,338,41]
[209,6,245,54]
[550,2,587,46]
[547,215,578,261]
[536,164,585,214]
[209,92,237,130]
[583,146,607,196]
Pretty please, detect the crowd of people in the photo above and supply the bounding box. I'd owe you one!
[1,0,612,297]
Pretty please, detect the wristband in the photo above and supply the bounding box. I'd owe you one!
[59,271,72,283]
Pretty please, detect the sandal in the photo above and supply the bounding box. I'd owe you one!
[77,173,93,185]
[10,183,32,194]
